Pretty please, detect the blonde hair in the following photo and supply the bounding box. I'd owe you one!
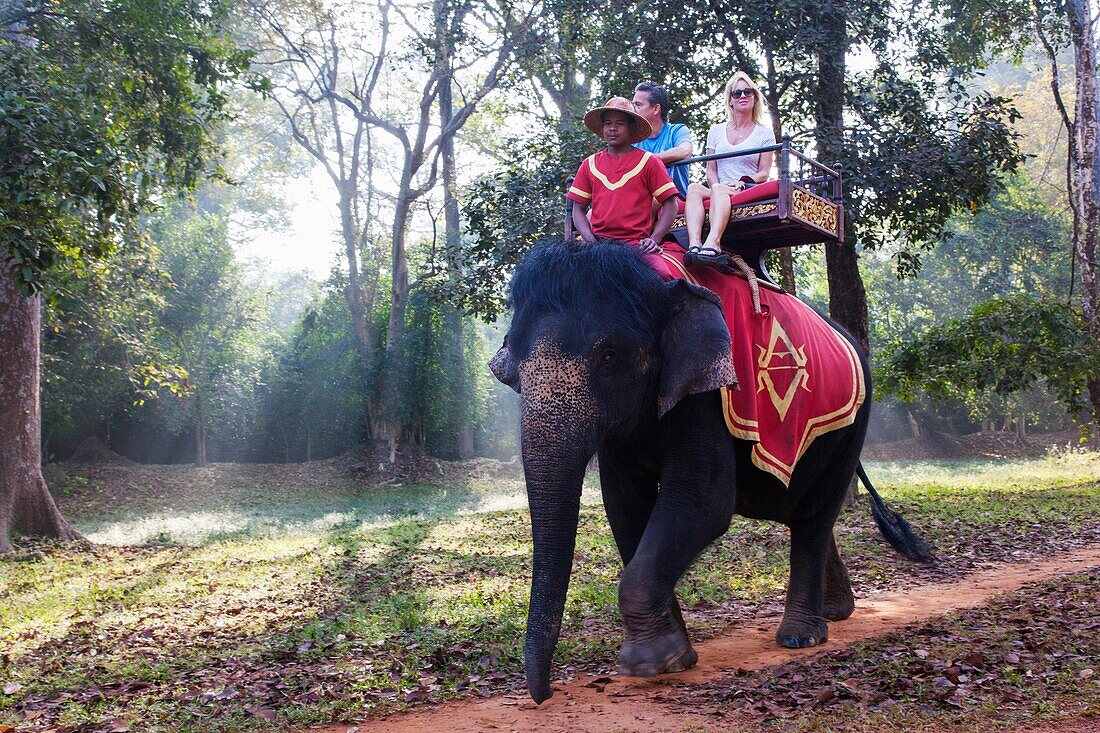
[723,72,768,126]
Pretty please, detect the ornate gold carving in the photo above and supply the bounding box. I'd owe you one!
[792,188,838,234]
[731,203,777,219]
[671,215,686,229]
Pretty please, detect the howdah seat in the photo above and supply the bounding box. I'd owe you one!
[664,138,844,286]
[565,137,844,289]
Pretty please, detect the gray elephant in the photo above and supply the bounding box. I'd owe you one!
[490,241,931,703]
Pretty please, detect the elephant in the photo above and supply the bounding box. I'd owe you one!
[490,240,932,704]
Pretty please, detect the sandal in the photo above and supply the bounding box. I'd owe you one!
[685,245,734,274]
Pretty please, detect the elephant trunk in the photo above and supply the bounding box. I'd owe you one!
[515,339,598,702]
[522,446,587,703]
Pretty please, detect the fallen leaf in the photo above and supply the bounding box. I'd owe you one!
[245,705,277,722]
[1,682,21,695]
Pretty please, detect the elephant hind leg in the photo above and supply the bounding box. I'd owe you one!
[776,517,833,649]
[823,533,855,621]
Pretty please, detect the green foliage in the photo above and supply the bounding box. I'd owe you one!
[257,273,373,462]
[400,291,493,457]
[148,196,270,459]
[459,126,596,318]
[846,77,1025,273]
[875,296,1099,422]
[863,174,1074,346]
[40,239,178,446]
[0,0,259,292]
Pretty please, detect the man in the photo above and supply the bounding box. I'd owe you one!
[567,97,680,278]
[632,81,694,197]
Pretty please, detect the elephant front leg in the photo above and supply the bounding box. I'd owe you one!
[615,478,735,676]
[598,451,696,674]
[777,518,834,648]
[617,556,699,676]
[614,392,737,676]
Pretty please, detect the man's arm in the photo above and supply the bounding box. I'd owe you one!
[639,196,678,252]
[655,140,693,164]
[571,201,596,242]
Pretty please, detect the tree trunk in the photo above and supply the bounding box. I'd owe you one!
[379,192,414,461]
[439,58,476,460]
[763,77,797,295]
[195,420,208,467]
[0,266,81,552]
[338,179,373,350]
[815,0,870,353]
[1066,0,1100,429]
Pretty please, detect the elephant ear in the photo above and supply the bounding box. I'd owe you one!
[658,279,737,418]
[489,338,521,393]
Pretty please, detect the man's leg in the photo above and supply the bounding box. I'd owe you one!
[639,244,683,281]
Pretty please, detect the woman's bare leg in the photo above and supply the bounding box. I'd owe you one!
[702,183,733,253]
[685,183,711,249]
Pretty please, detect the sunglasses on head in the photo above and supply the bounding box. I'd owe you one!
[730,88,755,99]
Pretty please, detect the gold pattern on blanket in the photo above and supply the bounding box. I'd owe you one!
[756,318,811,421]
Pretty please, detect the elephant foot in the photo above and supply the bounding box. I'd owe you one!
[823,595,855,621]
[776,613,829,649]
[618,632,698,677]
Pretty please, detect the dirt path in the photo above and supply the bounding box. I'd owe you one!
[304,543,1100,733]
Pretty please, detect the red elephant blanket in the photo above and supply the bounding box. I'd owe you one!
[658,248,866,486]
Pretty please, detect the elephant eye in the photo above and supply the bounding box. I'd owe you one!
[600,349,617,364]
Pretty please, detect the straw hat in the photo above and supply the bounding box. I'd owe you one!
[582,96,652,144]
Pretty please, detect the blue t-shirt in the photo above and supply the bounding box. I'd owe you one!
[634,122,692,197]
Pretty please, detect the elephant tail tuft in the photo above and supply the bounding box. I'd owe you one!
[857,463,936,563]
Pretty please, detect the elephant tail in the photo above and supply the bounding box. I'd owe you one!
[857,463,936,563]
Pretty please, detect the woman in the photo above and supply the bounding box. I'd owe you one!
[684,72,776,267]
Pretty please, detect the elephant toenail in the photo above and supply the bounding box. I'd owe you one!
[780,635,800,648]
[799,636,817,647]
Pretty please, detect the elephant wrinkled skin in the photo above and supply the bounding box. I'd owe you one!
[491,241,927,704]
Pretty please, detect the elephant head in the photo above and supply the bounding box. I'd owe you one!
[490,241,736,702]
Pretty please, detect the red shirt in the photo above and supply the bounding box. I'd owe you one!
[567,149,678,243]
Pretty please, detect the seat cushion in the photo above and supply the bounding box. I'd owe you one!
[674,180,780,214]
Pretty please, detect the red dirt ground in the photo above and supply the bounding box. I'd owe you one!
[304,544,1100,733]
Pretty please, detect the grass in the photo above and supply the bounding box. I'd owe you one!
[1,452,1097,731]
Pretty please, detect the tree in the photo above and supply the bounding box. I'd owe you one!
[1035,0,1100,424]
[40,241,183,458]
[0,0,254,550]
[907,0,1099,424]
[151,201,266,466]
[247,0,535,457]
[401,290,491,456]
[258,277,372,462]
[875,296,1100,430]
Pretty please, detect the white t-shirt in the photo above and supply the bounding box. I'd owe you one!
[705,122,776,184]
